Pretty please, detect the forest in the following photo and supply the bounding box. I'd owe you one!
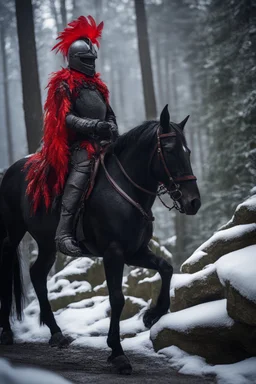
[0,0,255,269]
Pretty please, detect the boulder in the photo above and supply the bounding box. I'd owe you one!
[215,245,256,326]
[220,195,256,230]
[149,239,173,262]
[151,300,256,364]
[226,282,256,327]
[49,279,95,311]
[171,265,225,312]
[50,290,95,312]
[54,258,105,287]
[181,224,256,274]
[125,268,161,304]
[106,296,147,321]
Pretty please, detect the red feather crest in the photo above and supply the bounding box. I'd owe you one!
[52,15,104,57]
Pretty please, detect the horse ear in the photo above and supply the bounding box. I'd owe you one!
[160,105,170,133]
[179,115,190,131]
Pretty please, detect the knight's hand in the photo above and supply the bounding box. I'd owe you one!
[109,124,119,142]
[95,121,112,138]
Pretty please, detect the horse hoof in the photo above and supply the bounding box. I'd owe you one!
[1,330,14,345]
[108,354,132,375]
[143,308,164,329]
[49,332,73,348]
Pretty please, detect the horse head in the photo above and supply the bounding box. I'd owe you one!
[151,105,201,215]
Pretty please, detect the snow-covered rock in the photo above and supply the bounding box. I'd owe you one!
[150,239,173,262]
[170,264,224,312]
[216,245,256,326]
[151,196,256,364]
[48,258,106,311]
[220,195,256,230]
[124,267,161,304]
[151,299,256,364]
[181,223,256,273]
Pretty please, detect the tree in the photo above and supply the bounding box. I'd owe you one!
[15,0,43,153]
[134,0,157,120]
[0,22,13,164]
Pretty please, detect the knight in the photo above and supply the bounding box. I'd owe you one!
[25,16,118,257]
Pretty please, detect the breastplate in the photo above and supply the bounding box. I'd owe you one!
[73,84,107,120]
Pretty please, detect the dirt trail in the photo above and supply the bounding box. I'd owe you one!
[0,343,216,383]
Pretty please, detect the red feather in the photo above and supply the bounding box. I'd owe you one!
[24,68,109,213]
[52,15,104,57]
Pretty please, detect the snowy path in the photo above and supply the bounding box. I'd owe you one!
[0,343,215,384]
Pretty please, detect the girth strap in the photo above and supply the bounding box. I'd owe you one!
[100,152,154,222]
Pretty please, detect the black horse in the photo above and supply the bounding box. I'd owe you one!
[0,106,200,374]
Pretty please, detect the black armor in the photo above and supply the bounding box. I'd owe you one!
[55,83,119,256]
[68,39,97,77]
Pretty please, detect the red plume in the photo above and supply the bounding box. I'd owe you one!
[52,15,104,57]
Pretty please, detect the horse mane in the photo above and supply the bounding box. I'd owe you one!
[114,120,159,155]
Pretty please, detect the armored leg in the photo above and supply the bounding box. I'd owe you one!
[55,147,92,257]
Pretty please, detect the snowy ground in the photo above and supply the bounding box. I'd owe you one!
[10,274,256,384]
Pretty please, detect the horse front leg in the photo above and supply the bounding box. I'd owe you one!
[103,242,132,375]
[126,245,173,329]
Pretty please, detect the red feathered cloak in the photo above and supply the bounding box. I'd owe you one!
[25,68,109,213]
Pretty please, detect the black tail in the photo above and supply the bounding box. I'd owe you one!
[0,210,23,322]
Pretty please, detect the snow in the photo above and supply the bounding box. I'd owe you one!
[171,264,216,292]
[150,240,173,260]
[159,346,256,384]
[139,272,161,284]
[13,294,147,344]
[235,195,256,212]
[150,299,234,340]
[163,235,177,247]
[216,245,256,302]
[52,257,94,281]
[160,245,173,260]
[48,279,92,301]
[11,284,255,384]
[182,224,256,268]
[9,238,256,384]
[0,358,72,384]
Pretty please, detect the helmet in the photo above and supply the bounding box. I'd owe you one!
[52,15,103,77]
[68,38,97,77]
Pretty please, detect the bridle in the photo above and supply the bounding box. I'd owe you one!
[100,124,197,221]
[149,125,197,213]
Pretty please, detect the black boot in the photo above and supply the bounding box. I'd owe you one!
[55,148,92,257]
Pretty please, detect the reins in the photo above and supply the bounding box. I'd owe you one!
[100,124,197,220]
[100,152,154,221]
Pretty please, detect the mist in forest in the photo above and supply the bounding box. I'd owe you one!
[0,0,255,269]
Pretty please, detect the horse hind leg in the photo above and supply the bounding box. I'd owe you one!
[30,243,71,347]
[126,245,173,329]
[103,242,132,375]
[0,221,26,345]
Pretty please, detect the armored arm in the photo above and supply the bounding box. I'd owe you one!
[105,105,119,142]
[66,114,100,137]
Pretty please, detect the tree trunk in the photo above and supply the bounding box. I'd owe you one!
[15,0,43,154]
[94,0,105,74]
[72,0,79,19]
[134,0,157,120]
[164,49,171,107]
[50,0,62,33]
[154,33,164,112]
[60,0,67,28]
[0,24,14,165]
